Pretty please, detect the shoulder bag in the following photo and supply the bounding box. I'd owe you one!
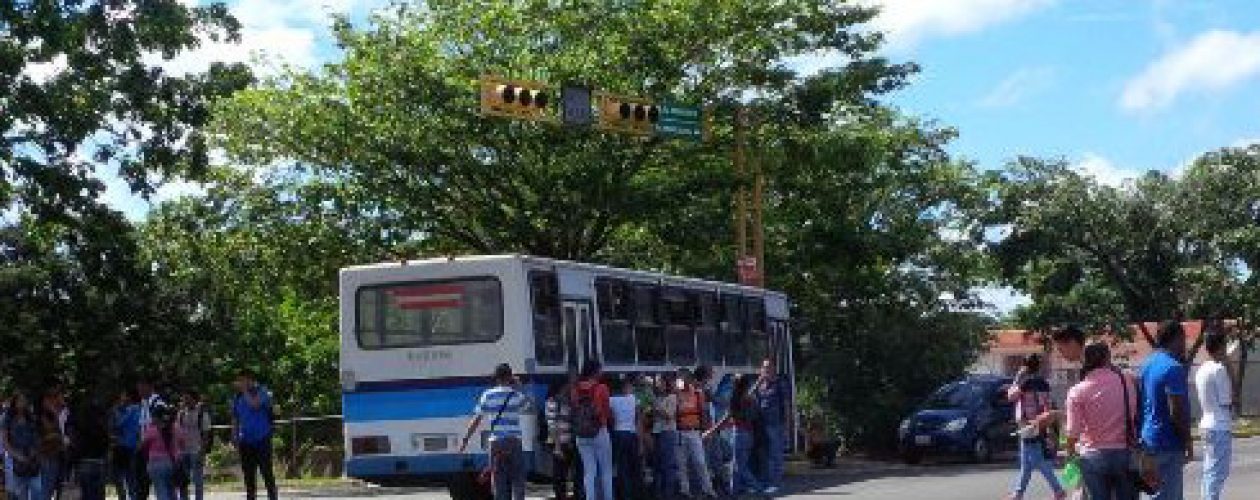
[1114,368,1159,494]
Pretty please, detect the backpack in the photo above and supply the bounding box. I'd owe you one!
[677,388,706,430]
[572,383,602,439]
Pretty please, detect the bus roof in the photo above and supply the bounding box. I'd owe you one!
[340,254,788,298]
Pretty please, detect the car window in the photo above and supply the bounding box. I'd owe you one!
[924,383,973,409]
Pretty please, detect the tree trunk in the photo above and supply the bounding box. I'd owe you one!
[1235,339,1252,418]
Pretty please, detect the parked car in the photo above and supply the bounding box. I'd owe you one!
[898,375,1016,464]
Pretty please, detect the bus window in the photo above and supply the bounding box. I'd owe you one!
[746,297,768,365]
[665,289,696,366]
[530,272,564,366]
[597,279,635,364]
[355,277,503,349]
[721,294,749,366]
[695,292,720,365]
[634,284,666,365]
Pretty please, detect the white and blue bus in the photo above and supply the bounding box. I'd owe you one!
[338,255,795,487]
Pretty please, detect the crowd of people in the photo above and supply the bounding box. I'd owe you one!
[1004,321,1236,500]
[460,358,792,500]
[0,370,280,500]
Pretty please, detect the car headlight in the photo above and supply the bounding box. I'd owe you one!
[898,419,912,436]
[944,417,969,433]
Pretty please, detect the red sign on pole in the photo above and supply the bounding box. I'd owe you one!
[737,256,762,287]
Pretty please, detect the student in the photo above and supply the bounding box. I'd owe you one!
[609,376,644,500]
[572,362,613,500]
[1139,321,1193,500]
[72,398,112,500]
[139,403,186,500]
[458,363,531,500]
[545,373,583,500]
[1195,331,1233,500]
[1005,354,1066,500]
[135,379,163,500]
[231,371,277,500]
[1065,342,1137,500]
[754,358,788,494]
[676,370,717,499]
[110,390,141,500]
[5,393,43,500]
[651,374,679,500]
[37,388,67,500]
[705,375,761,496]
[176,390,212,500]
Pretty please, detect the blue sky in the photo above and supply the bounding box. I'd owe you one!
[98,0,1260,313]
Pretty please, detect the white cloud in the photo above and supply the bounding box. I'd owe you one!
[978,66,1056,107]
[867,0,1056,51]
[151,0,387,76]
[1120,30,1260,112]
[1073,152,1143,187]
[23,54,68,84]
[973,286,1031,315]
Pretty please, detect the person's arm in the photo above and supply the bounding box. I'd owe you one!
[1167,366,1193,461]
[1063,388,1081,458]
[703,414,732,440]
[458,394,489,453]
[1215,365,1234,411]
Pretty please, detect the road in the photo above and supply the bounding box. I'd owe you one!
[209,437,1260,499]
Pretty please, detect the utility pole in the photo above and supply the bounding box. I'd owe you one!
[734,105,765,288]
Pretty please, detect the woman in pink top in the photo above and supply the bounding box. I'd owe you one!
[1065,343,1138,500]
[140,403,188,500]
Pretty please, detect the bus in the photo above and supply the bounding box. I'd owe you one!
[338,255,795,491]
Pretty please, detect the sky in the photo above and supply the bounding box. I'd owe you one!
[94,0,1260,313]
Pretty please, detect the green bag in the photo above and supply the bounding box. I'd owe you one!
[1059,457,1082,490]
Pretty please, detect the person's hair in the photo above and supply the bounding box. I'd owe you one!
[1023,353,1042,373]
[493,363,513,383]
[730,375,754,412]
[1156,320,1185,349]
[1205,330,1228,355]
[693,366,712,382]
[1051,325,1086,345]
[6,394,29,419]
[580,361,602,379]
[236,369,256,381]
[1081,342,1111,376]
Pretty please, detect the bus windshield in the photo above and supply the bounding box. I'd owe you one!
[355,277,503,349]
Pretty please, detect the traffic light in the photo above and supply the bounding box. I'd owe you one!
[596,92,659,136]
[479,75,558,124]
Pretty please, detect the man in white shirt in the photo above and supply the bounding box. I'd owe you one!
[1194,331,1233,500]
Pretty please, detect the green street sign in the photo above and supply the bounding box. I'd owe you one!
[655,102,704,140]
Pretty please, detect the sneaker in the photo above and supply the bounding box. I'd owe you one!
[764,486,781,495]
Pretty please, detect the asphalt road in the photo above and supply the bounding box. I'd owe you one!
[209,437,1260,499]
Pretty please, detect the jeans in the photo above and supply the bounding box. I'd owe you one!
[1201,430,1231,500]
[134,450,150,500]
[1078,449,1135,500]
[178,453,205,500]
[1151,450,1185,500]
[9,472,43,500]
[489,437,526,500]
[112,446,137,500]
[611,431,643,500]
[1010,439,1063,497]
[552,443,583,500]
[239,441,278,500]
[40,457,61,500]
[147,461,175,500]
[703,428,732,497]
[732,428,763,494]
[678,430,716,497]
[653,431,678,499]
[761,423,785,488]
[576,429,614,500]
[77,460,108,500]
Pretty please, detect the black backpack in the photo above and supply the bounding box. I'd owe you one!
[572,384,602,439]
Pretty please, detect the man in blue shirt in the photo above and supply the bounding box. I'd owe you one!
[458,363,531,500]
[232,370,277,500]
[755,358,790,494]
[1139,321,1193,500]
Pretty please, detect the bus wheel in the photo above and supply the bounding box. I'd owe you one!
[448,472,492,500]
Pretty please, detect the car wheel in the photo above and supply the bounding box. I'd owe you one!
[971,436,993,463]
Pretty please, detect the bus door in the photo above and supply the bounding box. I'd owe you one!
[562,301,597,372]
[769,318,797,452]
[557,268,599,371]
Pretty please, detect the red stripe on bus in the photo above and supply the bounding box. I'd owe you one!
[388,285,466,297]
[396,300,463,310]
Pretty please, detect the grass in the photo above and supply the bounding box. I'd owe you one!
[1235,418,1260,438]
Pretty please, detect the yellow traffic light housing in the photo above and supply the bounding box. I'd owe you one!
[596,92,659,136]
[479,75,558,124]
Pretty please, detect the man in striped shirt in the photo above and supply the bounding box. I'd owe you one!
[459,363,532,500]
